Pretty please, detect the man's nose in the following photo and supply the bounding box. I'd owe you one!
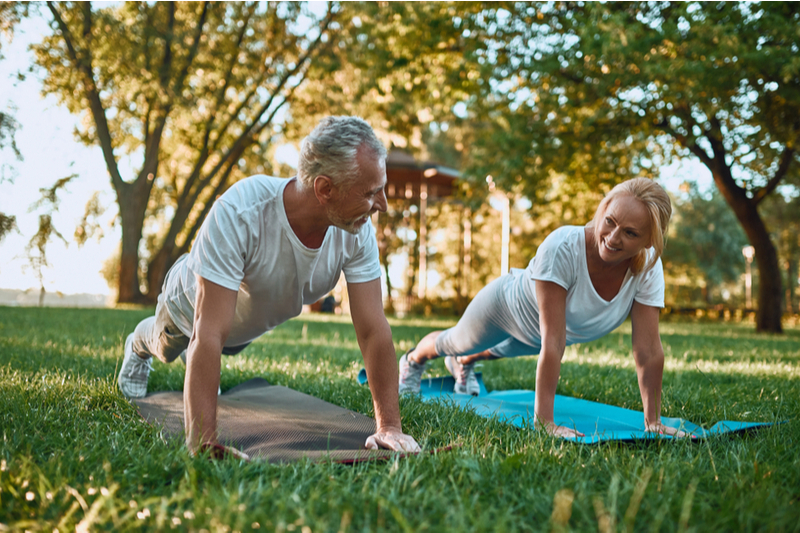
[375,189,388,213]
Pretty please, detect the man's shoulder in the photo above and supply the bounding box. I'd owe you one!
[216,175,290,216]
[224,175,286,200]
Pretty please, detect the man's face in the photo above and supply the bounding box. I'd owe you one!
[326,151,388,234]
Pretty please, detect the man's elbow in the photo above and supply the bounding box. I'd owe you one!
[189,330,227,358]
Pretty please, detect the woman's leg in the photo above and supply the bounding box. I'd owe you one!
[407,277,519,364]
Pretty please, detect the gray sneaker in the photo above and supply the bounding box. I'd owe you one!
[118,334,152,399]
[445,356,480,396]
[398,350,426,395]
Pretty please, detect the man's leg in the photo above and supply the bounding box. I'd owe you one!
[119,298,189,399]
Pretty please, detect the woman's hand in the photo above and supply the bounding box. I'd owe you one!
[645,422,689,438]
[537,419,585,438]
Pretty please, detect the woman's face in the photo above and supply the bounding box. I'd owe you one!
[595,195,652,266]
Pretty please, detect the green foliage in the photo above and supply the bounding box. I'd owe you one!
[23,175,76,305]
[1,307,798,531]
[761,191,800,313]
[0,211,15,243]
[664,184,749,304]
[32,2,339,302]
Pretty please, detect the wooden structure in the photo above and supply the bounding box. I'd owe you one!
[376,150,468,303]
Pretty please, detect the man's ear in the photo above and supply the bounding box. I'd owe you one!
[313,175,335,205]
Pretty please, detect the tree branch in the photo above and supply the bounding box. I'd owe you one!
[169,2,209,101]
[175,1,256,211]
[753,147,795,205]
[47,2,125,192]
[158,2,175,94]
[177,153,243,257]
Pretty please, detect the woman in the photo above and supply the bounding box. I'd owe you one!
[398,178,686,438]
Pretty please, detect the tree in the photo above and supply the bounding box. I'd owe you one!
[663,184,749,305]
[456,2,800,332]
[34,2,337,303]
[761,189,800,314]
[25,175,75,306]
[0,1,27,228]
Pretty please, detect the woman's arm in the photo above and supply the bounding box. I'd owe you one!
[630,301,686,437]
[534,280,584,437]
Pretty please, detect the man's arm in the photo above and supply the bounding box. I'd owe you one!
[534,280,584,437]
[184,275,243,455]
[347,278,420,452]
[630,301,686,437]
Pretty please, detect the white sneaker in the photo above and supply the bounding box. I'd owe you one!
[445,356,480,396]
[398,350,426,395]
[118,334,152,399]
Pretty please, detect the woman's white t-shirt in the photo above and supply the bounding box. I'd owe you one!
[502,225,665,352]
[161,175,381,347]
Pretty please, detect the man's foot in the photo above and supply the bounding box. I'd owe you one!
[118,334,152,399]
[398,349,426,395]
[445,356,479,396]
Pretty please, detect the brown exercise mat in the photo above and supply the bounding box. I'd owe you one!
[135,378,397,463]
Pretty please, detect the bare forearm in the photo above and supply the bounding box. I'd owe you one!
[184,338,222,451]
[535,348,563,423]
[635,351,664,427]
[362,331,402,431]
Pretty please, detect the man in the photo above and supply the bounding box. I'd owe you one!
[118,116,420,457]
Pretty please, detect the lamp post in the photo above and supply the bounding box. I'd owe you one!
[742,245,755,309]
[487,175,511,276]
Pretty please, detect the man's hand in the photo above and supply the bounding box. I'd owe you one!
[646,422,689,438]
[191,442,251,461]
[365,427,421,453]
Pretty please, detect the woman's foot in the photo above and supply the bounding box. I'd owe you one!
[444,356,480,396]
[398,349,426,395]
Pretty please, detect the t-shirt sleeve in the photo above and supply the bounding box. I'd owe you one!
[634,256,665,308]
[185,198,249,292]
[343,220,382,284]
[529,227,577,290]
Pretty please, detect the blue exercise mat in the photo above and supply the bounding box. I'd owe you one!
[358,370,772,443]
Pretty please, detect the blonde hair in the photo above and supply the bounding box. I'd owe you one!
[589,178,672,275]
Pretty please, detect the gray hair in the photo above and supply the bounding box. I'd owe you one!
[296,116,387,191]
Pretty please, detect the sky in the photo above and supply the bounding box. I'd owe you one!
[0,14,714,299]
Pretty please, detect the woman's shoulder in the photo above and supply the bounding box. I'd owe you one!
[541,225,584,249]
[532,226,584,264]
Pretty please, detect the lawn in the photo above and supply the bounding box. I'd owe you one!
[0,306,798,532]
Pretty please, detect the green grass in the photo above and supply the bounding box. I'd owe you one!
[0,306,798,532]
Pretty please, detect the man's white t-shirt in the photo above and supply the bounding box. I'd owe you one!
[161,175,382,347]
[502,225,665,352]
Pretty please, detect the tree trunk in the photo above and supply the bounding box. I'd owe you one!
[786,258,797,315]
[145,245,179,303]
[116,183,150,304]
[710,169,783,333]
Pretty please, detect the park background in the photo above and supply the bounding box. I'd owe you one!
[0,2,799,532]
[1,2,798,332]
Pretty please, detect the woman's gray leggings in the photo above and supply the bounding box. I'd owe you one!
[434,276,541,359]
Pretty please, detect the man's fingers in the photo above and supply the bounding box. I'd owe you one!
[228,447,250,460]
[197,443,250,461]
[364,432,421,453]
